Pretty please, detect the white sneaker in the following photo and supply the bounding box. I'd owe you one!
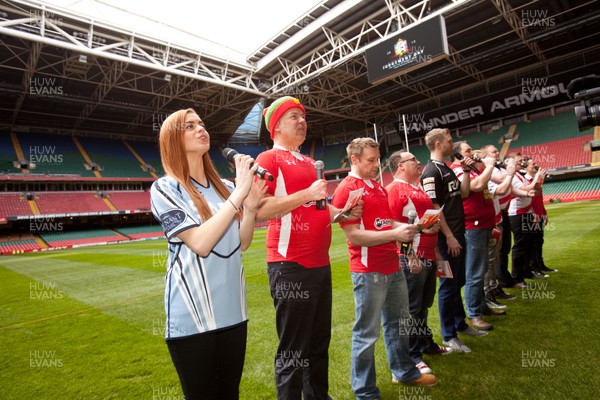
[442,338,472,353]
[416,361,432,374]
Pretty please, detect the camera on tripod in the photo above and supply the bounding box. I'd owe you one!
[567,75,600,132]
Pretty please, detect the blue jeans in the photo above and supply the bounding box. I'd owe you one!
[350,271,420,400]
[464,228,492,319]
[437,233,468,342]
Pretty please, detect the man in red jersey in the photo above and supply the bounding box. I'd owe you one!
[332,138,438,399]
[255,96,360,400]
[386,150,451,378]
[451,141,496,332]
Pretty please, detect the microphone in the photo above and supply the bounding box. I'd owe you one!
[400,210,418,255]
[314,160,327,210]
[567,75,600,100]
[222,148,274,181]
[453,152,478,172]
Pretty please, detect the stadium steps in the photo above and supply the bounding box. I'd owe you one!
[78,137,149,178]
[102,197,118,211]
[126,140,164,177]
[33,234,49,249]
[10,132,28,175]
[123,140,158,178]
[73,137,102,178]
[28,198,41,215]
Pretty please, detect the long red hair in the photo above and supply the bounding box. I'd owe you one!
[158,109,234,222]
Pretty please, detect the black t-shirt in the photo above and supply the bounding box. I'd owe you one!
[421,159,465,236]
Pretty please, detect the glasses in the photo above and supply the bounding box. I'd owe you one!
[399,157,417,163]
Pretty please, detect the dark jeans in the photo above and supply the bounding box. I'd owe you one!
[401,255,437,363]
[496,210,515,288]
[437,233,468,342]
[267,262,332,400]
[167,322,247,400]
[529,216,546,271]
[509,213,535,284]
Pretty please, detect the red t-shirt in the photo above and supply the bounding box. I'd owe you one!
[255,147,332,268]
[452,164,495,229]
[332,174,399,274]
[385,179,437,261]
[531,184,546,217]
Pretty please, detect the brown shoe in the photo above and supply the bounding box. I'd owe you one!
[408,373,439,387]
[513,282,529,289]
[392,373,439,386]
[469,317,493,330]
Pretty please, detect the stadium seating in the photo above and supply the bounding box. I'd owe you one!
[0,239,41,255]
[0,132,18,174]
[40,228,126,247]
[541,176,600,203]
[511,135,592,169]
[15,132,94,176]
[0,194,33,217]
[35,192,110,215]
[76,136,150,178]
[114,225,164,239]
[126,140,164,176]
[107,191,151,212]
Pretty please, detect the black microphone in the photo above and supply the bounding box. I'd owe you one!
[453,152,478,172]
[567,75,600,100]
[400,210,418,255]
[222,148,274,181]
[314,160,327,210]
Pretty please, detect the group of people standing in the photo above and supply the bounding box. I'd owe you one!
[150,96,553,400]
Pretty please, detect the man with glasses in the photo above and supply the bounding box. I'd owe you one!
[386,150,452,378]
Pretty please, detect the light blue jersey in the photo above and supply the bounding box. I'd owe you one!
[150,176,247,339]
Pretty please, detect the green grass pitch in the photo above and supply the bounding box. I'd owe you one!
[1,200,600,399]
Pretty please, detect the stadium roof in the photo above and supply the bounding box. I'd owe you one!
[0,0,599,146]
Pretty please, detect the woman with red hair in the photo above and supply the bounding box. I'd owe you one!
[151,108,266,399]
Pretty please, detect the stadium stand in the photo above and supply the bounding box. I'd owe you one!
[35,192,111,215]
[107,191,151,212]
[126,140,164,177]
[0,238,40,254]
[114,224,164,239]
[40,228,126,247]
[2,110,599,256]
[77,136,151,178]
[542,176,600,203]
[16,132,94,176]
[511,136,592,170]
[1,132,18,174]
[0,194,33,217]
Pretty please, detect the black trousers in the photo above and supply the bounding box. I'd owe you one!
[267,262,332,400]
[167,322,247,400]
[496,210,515,288]
[529,216,546,271]
[509,213,535,284]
